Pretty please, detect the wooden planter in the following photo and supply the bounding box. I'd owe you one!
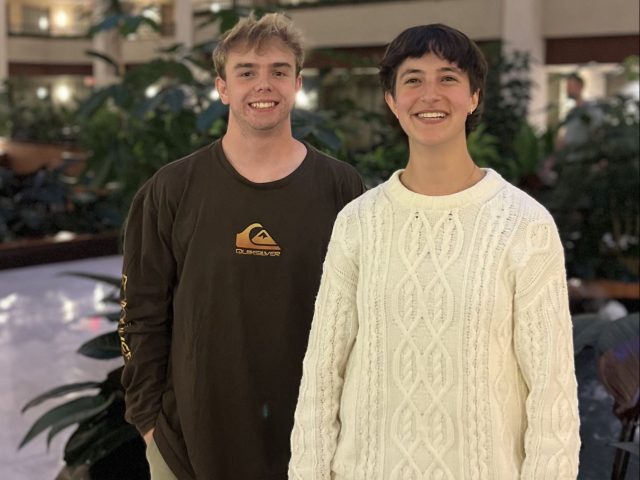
[0,137,86,176]
[0,231,120,270]
[569,279,640,300]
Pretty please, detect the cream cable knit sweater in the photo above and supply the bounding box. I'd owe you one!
[289,169,580,480]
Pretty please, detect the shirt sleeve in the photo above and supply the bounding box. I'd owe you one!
[118,178,176,436]
[513,219,581,479]
[289,209,360,480]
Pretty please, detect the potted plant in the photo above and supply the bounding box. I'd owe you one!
[544,94,639,284]
[19,273,149,480]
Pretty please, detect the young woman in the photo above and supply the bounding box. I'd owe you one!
[289,24,580,480]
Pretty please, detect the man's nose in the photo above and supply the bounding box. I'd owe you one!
[254,74,273,92]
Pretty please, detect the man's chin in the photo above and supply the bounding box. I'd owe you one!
[249,119,288,132]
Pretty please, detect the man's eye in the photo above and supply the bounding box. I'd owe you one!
[405,78,420,85]
[442,76,458,82]
[239,71,253,77]
[274,71,286,77]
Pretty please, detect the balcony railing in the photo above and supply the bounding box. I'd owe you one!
[8,21,176,40]
[8,21,91,38]
[196,0,423,10]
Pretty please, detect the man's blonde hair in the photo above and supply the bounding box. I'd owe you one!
[212,13,304,79]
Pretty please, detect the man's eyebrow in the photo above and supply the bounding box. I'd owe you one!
[232,62,294,70]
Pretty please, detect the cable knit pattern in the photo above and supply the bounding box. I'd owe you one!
[289,169,580,479]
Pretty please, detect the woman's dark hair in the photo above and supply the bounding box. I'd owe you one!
[379,24,488,135]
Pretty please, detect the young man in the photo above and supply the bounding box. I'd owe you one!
[290,24,580,479]
[118,13,364,479]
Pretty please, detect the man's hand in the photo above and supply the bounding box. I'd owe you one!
[143,428,155,445]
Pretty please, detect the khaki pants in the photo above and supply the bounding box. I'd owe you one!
[146,438,178,480]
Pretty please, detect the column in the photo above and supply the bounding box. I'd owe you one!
[92,0,122,87]
[174,0,193,49]
[0,0,8,81]
[502,0,547,131]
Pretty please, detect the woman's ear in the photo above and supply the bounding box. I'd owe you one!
[469,89,480,114]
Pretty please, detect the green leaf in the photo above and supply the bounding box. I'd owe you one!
[572,313,607,354]
[120,16,144,36]
[133,90,167,118]
[165,89,186,113]
[158,43,183,54]
[19,394,115,449]
[124,60,194,90]
[78,332,121,360]
[85,50,119,71]
[218,10,241,33]
[103,311,122,323]
[47,420,71,448]
[66,421,139,466]
[197,102,228,132]
[61,272,121,288]
[313,128,341,153]
[76,86,117,120]
[89,15,121,36]
[611,441,640,457]
[22,382,101,413]
[64,418,111,463]
[597,313,639,353]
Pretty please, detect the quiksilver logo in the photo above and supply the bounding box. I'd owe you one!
[235,223,281,257]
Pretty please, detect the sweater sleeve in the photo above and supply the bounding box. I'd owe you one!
[118,179,176,436]
[289,209,360,480]
[513,218,580,479]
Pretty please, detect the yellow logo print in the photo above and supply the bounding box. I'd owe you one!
[118,274,132,361]
[235,223,281,257]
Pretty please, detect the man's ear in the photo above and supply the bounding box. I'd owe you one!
[215,77,229,105]
[385,91,398,118]
[295,74,303,92]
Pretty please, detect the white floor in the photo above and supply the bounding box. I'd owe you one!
[0,256,124,480]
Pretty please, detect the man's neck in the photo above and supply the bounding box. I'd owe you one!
[401,139,484,196]
[221,124,307,183]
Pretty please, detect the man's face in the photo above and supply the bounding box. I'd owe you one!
[566,78,583,101]
[385,53,478,151]
[216,40,302,135]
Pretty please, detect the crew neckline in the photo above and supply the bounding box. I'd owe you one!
[212,139,313,190]
[384,168,505,210]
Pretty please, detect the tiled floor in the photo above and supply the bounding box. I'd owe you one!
[0,256,123,479]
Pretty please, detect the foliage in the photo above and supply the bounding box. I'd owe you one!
[573,312,640,477]
[0,83,10,137]
[89,0,160,38]
[481,47,537,182]
[19,273,149,478]
[543,95,640,280]
[0,165,121,243]
[332,48,538,186]
[78,41,347,211]
[0,79,77,143]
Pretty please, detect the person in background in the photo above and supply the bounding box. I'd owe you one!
[119,13,364,480]
[541,72,605,185]
[290,23,580,480]
[558,72,604,150]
